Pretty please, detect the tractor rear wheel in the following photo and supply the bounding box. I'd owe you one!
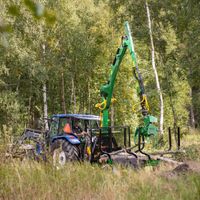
[51,140,80,166]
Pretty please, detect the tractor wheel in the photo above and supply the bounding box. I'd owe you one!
[51,140,80,166]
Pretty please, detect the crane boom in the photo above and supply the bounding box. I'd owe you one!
[96,21,157,139]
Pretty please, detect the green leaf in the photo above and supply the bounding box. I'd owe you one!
[7,5,20,16]
[24,0,35,13]
[44,10,56,25]
[0,24,12,33]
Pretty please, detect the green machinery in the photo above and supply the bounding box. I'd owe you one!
[95,21,158,141]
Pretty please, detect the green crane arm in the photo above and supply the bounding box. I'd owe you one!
[96,22,158,141]
[96,21,151,127]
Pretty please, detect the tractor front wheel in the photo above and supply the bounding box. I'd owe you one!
[51,140,80,166]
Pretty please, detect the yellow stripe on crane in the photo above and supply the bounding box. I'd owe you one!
[132,95,150,113]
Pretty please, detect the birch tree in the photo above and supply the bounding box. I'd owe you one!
[42,44,49,131]
[61,71,66,114]
[145,1,164,135]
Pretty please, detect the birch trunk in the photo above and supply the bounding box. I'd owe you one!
[189,67,195,128]
[43,82,49,131]
[71,77,76,113]
[42,44,49,131]
[61,72,66,114]
[88,81,91,113]
[28,96,32,127]
[146,1,164,135]
[189,88,195,128]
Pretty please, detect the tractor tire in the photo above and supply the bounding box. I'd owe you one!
[51,140,80,166]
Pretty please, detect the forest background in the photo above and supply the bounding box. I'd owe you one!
[0,0,200,142]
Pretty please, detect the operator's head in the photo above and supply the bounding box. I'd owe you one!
[74,118,80,127]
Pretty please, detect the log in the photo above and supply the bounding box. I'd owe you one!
[150,150,185,156]
[152,155,183,165]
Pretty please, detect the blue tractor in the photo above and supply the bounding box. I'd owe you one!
[11,114,100,164]
[47,114,100,165]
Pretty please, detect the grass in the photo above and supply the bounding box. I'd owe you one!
[173,132,200,162]
[0,161,200,200]
[1,132,200,200]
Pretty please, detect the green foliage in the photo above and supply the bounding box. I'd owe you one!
[7,5,21,16]
[0,0,200,139]
[108,0,197,132]
[0,91,27,141]
[174,133,200,162]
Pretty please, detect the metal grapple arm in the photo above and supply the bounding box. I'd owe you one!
[96,22,158,143]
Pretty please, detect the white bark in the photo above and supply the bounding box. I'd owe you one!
[88,80,91,113]
[28,96,32,127]
[146,1,164,135]
[42,44,49,131]
[43,82,49,131]
[71,77,76,113]
[61,72,66,114]
[189,67,195,128]
[189,88,195,128]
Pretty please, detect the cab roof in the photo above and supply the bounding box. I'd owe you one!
[52,114,100,121]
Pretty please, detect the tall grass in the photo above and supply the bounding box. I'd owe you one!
[1,132,200,200]
[0,160,200,200]
[174,133,200,161]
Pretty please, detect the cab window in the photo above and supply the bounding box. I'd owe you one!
[49,117,59,137]
[58,117,72,134]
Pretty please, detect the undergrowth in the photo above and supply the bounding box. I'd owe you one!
[0,132,200,200]
[0,161,200,200]
[174,132,200,162]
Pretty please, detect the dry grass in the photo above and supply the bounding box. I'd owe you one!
[1,132,200,200]
[173,133,200,162]
[0,160,200,200]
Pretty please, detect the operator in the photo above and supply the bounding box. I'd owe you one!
[72,119,87,137]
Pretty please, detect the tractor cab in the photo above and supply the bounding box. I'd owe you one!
[49,114,100,138]
[47,114,101,164]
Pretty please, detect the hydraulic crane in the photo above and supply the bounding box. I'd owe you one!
[95,21,157,141]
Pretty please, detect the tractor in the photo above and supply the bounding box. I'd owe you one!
[48,114,100,165]
[9,114,101,165]
[11,113,132,165]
